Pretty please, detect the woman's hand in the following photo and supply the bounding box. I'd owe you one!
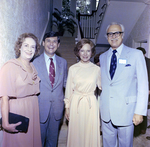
[65,108,70,121]
[3,121,22,133]
[1,95,21,133]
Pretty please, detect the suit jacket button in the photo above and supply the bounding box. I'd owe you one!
[51,90,53,92]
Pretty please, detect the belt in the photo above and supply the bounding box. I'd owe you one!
[74,91,94,113]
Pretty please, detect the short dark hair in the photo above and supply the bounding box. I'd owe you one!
[43,31,60,43]
[74,38,95,60]
[136,47,146,55]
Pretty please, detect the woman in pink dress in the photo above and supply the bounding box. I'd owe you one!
[0,33,42,147]
[64,38,101,147]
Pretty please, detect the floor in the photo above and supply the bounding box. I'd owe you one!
[133,128,150,147]
[58,110,150,147]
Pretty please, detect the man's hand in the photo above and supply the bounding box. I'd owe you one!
[132,114,143,126]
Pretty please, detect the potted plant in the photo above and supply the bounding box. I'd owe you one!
[52,8,77,36]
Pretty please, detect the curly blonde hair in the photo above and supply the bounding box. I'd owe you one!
[14,33,40,58]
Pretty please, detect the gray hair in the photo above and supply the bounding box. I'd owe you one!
[105,22,125,38]
[106,22,125,32]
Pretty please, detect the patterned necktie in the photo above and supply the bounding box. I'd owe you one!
[109,50,117,80]
[49,58,55,87]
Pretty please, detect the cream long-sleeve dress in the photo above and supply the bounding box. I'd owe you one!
[64,61,101,147]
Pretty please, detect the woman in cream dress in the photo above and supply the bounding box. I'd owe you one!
[64,38,101,147]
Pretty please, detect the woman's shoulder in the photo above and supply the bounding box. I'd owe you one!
[68,62,81,74]
[0,59,20,80]
[1,59,28,77]
[90,62,100,69]
[88,62,101,74]
[69,62,80,68]
[5,58,22,66]
[1,59,18,70]
[69,61,100,69]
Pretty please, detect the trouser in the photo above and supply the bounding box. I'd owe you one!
[40,107,61,147]
[102,120,134,147]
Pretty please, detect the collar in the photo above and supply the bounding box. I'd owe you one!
[44,52,56,63]
[110,43,123,56]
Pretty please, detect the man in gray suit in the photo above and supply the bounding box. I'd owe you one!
[99,22,149,147]
[33,31,67,147]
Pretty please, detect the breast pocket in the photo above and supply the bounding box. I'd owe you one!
[122,64,135,78]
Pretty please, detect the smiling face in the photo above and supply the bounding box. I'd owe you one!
[20,37,36,60]
[79,43,92,63]
[107,24,123,50]
[43,37,60,57]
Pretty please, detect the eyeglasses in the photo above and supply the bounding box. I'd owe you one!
[107,32,123,38]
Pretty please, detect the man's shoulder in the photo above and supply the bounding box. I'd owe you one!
[33,54,44,62]
[32,54,44,67]
[124,45,143,56]
[124,45,137,52]
[102,50,108,55]
[100,50,108,59]
[69,62,79,68]
[56,55,67,63]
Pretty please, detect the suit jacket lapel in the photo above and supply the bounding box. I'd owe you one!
[106,49,112,81]
[105,49,114,80]
[39,53,52,87]
[112,45,129,81]
[53,55,61,88]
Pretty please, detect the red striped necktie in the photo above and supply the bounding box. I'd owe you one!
[49,58,55,87]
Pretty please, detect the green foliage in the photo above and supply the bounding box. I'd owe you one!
[52,8,77,36]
